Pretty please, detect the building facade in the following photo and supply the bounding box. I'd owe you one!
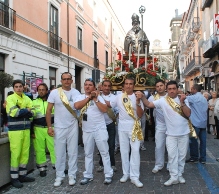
[174,0,203,92]
[0,0,125,97]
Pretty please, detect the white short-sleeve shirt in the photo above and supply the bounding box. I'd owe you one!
[148,94,166,126]
[47,88,80,128]
[101,93,117,125]
[153,96,190,136]
[75,94,106,132]
[110,93,144,132]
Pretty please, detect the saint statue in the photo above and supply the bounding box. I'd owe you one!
[124,13,150,55]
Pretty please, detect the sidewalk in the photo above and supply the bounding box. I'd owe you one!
[1,132,219,194]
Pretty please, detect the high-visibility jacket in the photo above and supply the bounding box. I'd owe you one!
[6,93,34,131]
[32,97,54,127]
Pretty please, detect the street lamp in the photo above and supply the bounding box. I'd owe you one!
[139,5,146,31]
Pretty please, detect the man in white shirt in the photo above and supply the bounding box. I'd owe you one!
[110,78,144,188]
[46,72,80,187]
[97,80,117,173]
[148,80,167,173]
[74,78,113,185]
[136,80,191,186]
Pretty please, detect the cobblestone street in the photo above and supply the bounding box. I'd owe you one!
[1,133,219,194]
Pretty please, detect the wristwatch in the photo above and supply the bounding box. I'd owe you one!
[95,99,99,103]
[136,103,141,107]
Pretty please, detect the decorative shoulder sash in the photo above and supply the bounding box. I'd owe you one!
[122,92,143,141]
[165,96,197,138]
[101,94,116,122]
[79,96,90,128]
[58,88,78,120]
[153,93,160,101]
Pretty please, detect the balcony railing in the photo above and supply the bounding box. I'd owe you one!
[202,0,213,11]
[203,35,213,54]
[0,2,16,31]
[187,30,195,41]
[192,17,201,33]
[49,31,62,52]
[184,56,201,76]
[180,43,188,54]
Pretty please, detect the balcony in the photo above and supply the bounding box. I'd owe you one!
[203,36,214,58]
[202,0,213,11]
[186,38,192,47]
[192,17,201,33]
[0,2,16,33]
[184,56,201,76]
[187,30,195,41]
[49,31,62,52]
[181,44,188,54]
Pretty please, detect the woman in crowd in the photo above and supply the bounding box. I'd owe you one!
[208,91,218,136]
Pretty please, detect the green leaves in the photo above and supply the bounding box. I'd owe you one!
[0,72,14,90]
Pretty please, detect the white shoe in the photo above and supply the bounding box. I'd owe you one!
[120,175,129,183]
[164,178,179,186]
[140,145,146,151]
[131,179,143,188]
[54,177,63,187]
[178,176,185,184]
[152,167,161,174]
[69,176,76,186]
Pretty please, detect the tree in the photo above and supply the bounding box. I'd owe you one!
[0,72,14,135]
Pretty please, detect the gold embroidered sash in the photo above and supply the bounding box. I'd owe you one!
[165,96,197,138]
[101,94,116,122]
[58,88,78,120]
[153,93,160,101]
[78,97,90,128]
[122,92,143,141]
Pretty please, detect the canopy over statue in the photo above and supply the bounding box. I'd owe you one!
[124,13,150,55]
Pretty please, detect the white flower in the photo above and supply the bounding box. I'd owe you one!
[106,67,112,71]
[107,71,113,76]
[133,68,138,74]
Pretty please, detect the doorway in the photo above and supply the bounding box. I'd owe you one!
[75,65,82,92]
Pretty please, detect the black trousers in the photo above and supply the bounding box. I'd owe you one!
[99,122,116,166]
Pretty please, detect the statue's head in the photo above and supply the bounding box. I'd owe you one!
[131,13,140,26]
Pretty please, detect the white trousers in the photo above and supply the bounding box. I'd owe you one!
[166,134,189,180]
[140,114,146,145]
[119,130,141,180]
[83,129,113,178]
[54,122,78,178]
[115,117,120,149]
[154,124,167,169]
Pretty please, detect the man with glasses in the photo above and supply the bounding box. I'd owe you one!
[46,72,80,187]
[6,80,35,188]
[74,78,113,185]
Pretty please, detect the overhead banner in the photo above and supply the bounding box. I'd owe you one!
[215,14,219,35]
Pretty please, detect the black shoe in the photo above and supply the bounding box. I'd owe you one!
[214,137,219,139]
[186,158,198,163]
[40,170,47,177]
[64,169,68,174]
[19,176,35,183]
[11,179,23,188]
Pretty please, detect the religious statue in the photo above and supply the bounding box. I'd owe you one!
[124,13,150,55]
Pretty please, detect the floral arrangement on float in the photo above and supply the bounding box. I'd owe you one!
[104,50,168,90]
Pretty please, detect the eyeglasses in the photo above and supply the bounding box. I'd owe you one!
[62,78,72,81]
